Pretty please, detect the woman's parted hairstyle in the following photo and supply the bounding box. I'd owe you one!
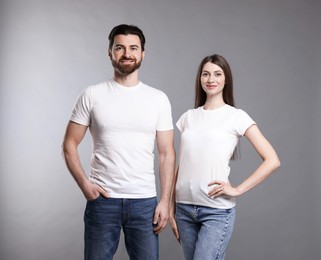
[194,54,234,108]
[108,24,146,51]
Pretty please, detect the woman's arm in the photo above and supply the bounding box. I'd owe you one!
[208,124,281,197]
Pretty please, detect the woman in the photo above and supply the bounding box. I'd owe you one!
[170,54,280,260]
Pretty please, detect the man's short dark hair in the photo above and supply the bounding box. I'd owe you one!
[108,24,146,51]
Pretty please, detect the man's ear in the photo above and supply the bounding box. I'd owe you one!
[142,51,145,60]
[108,49,112,59]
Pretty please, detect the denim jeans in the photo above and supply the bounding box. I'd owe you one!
[176,203,235,260]
[84,196,158,260]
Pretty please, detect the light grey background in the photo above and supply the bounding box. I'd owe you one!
[1,0,320,259]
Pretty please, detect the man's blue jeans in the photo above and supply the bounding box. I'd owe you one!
[176,203,235,260]
[84,196,158,260]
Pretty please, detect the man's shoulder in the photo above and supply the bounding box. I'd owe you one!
[90,81,108,89]
[80,81,106,92]
[140,82,168,98]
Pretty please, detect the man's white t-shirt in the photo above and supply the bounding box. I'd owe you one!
[70,79,173,198]
[176,104,255,209]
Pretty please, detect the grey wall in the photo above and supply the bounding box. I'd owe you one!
[1,0,320,259]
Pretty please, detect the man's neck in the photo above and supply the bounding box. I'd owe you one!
[113,70,140,87]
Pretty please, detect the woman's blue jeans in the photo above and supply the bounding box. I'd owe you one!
[176,203,235,260]
[84,196,158,260]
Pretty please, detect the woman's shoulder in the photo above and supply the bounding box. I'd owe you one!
[181,107,202,118]
[225,105,249,116]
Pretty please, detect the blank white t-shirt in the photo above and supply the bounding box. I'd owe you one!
[70,79,173,198]
[176,104,255,209]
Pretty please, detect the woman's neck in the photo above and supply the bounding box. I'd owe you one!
[203,97,226,110]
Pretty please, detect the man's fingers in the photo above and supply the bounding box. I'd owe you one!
[98,186,109,198]
[153,218,163,234]
[153,216,168,234]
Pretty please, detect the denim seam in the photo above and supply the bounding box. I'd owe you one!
[215,212,231,260]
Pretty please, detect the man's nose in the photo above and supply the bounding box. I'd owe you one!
[123,48,131,58]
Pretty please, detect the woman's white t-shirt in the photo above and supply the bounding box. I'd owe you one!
[176,104,255,209]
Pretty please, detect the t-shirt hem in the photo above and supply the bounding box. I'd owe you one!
[108,193,157,199]
[176,200,235,209]
[157,126,174,131]
[69,117,89,126]
[242,122,257,136]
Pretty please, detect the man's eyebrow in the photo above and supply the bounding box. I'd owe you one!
[114,44,140,48]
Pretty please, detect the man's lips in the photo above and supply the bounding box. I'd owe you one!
[120,59,134,63]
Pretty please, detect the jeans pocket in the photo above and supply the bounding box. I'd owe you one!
[87,194,102,203]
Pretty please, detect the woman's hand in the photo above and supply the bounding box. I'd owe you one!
[169,205,180,241]
[207,180,241,198]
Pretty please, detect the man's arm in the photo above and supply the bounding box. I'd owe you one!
[62,121,109,200]
[153,129,175,234]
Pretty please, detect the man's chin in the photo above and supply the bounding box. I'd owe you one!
[118,64,141,75]
[112,59,142,75]
[118,68,137,75]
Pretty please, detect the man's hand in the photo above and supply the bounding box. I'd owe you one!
[153,200,169,234]
[82,181,110,201]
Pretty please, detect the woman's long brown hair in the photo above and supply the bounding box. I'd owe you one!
[194,54,239,159]
[194,54,235,108]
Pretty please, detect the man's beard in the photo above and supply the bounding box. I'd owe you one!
[111,57,142,75]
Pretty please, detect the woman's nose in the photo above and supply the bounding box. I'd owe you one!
[207,74,215,83]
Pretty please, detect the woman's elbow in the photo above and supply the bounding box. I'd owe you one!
[272,156,281,171]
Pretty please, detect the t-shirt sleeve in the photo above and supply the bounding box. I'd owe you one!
[69,87,92,126]
[156,92,174,131]
[176,112,187,132]
[234,109,256,136]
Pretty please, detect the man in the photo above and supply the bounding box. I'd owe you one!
[62,24,175,260]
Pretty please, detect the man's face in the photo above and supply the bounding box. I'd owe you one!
[109,34,145,75]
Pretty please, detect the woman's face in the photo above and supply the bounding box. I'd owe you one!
[200,62,225,98]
